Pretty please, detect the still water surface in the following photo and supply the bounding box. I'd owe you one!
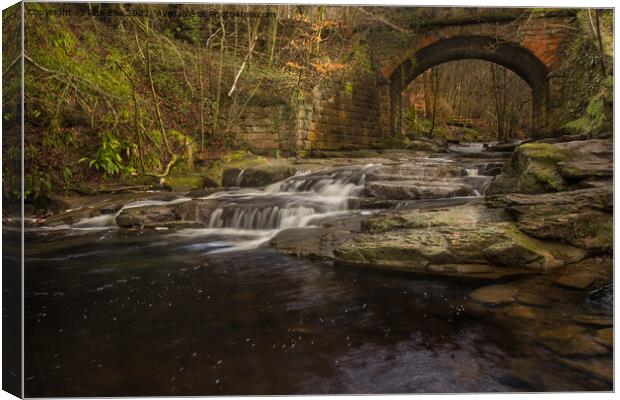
[23,227,611,396]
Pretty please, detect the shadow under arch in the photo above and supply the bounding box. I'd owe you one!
[388,35,550,137]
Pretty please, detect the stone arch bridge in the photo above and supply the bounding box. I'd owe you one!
[294,11,577,152]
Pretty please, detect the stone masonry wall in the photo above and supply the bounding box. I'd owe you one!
[296,72,383,154]
[227,103,297,156]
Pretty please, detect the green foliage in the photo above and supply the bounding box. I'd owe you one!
[225,150,255,162]
[80,132,136,176]
[20,172,53,202]
[561,74,612,136]
[350,42,372,72]
[344,81,353,97]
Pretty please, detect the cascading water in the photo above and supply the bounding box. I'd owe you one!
[204,164,378,231]
[39,153,496,253]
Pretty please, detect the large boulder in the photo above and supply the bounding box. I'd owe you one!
[487,139,612,195]
[116,199,219,228]
[332,205,586,273]
[268,227,352,259]
[486,187,612,253]
[268,213,365,258]
[487,143,571,194]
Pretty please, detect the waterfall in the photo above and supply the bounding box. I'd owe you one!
[205,164,378,230]
[464,168,479,176]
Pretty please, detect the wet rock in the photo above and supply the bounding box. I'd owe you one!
[463,302,489,317]
[362,160,493,200]
[516,292,550,307]
[42,193,74,214]
[354,198,403,209]
[554,139,613,159]
[99,203,124,215]
[486,187,612,252]
[469,285,518,305]
[537,133,591,143]
[268,227,352,259]
[539,324,608,356]
[557,161,613,180]
[361,204,505,233]
[594,328,613,347]
[405,139,447,152]
[555,273,596,290]
[555,357,613,384]
[221,164,298,187]
[572,314,613,327]
[544,335,608,357]
[365,163,461,182]
[222,168,243,187]
[335,205,586,272]
[539,325,585,342]
[116,199,218,229]
[487,143,570,195]
[116,205,178,228]
[487,139,612,195]
[365,180,474,200]
[44,207,102,227]
[485,142,520,152]
[237,165,297,187]
[587,283,613,311]
[508,304,539,319]
[481,162,505,176]
[427,264,494,274]
[185,188,220,198]
[202,176,220,188]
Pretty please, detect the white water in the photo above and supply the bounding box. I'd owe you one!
[158,164,376,251]
[464,168,479,177]
[37,159,496,253]
[203,164,377,231]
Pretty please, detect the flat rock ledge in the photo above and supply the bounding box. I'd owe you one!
[270,203,588,278]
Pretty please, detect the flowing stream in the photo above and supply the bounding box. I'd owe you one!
[18,145,611,395]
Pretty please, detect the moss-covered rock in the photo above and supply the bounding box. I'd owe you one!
[486,187,613,253]
[514,143,570,193]
[488,139,612,195]
[333,205,586,273]
[163,174,204,191]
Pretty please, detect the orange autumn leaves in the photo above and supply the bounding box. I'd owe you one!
[286,60,346,75]
[284,13,346,77]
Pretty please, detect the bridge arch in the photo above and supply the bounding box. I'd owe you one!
[387,35,551,137]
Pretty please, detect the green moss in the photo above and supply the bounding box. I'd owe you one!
[513,143,570,193]
[567,214,613,252]
[530,166,566,191]
[519,143,569,161]
[362,215,409,232]
[164,174,204,191]
[561,117,593,135]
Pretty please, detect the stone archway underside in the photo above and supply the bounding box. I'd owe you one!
[388,36,551,136]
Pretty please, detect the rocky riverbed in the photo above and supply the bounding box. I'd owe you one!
[20,136,613,394]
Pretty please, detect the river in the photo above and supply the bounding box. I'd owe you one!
[20,144,612,395]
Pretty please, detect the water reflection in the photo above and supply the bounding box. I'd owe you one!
[24,228,611,396]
